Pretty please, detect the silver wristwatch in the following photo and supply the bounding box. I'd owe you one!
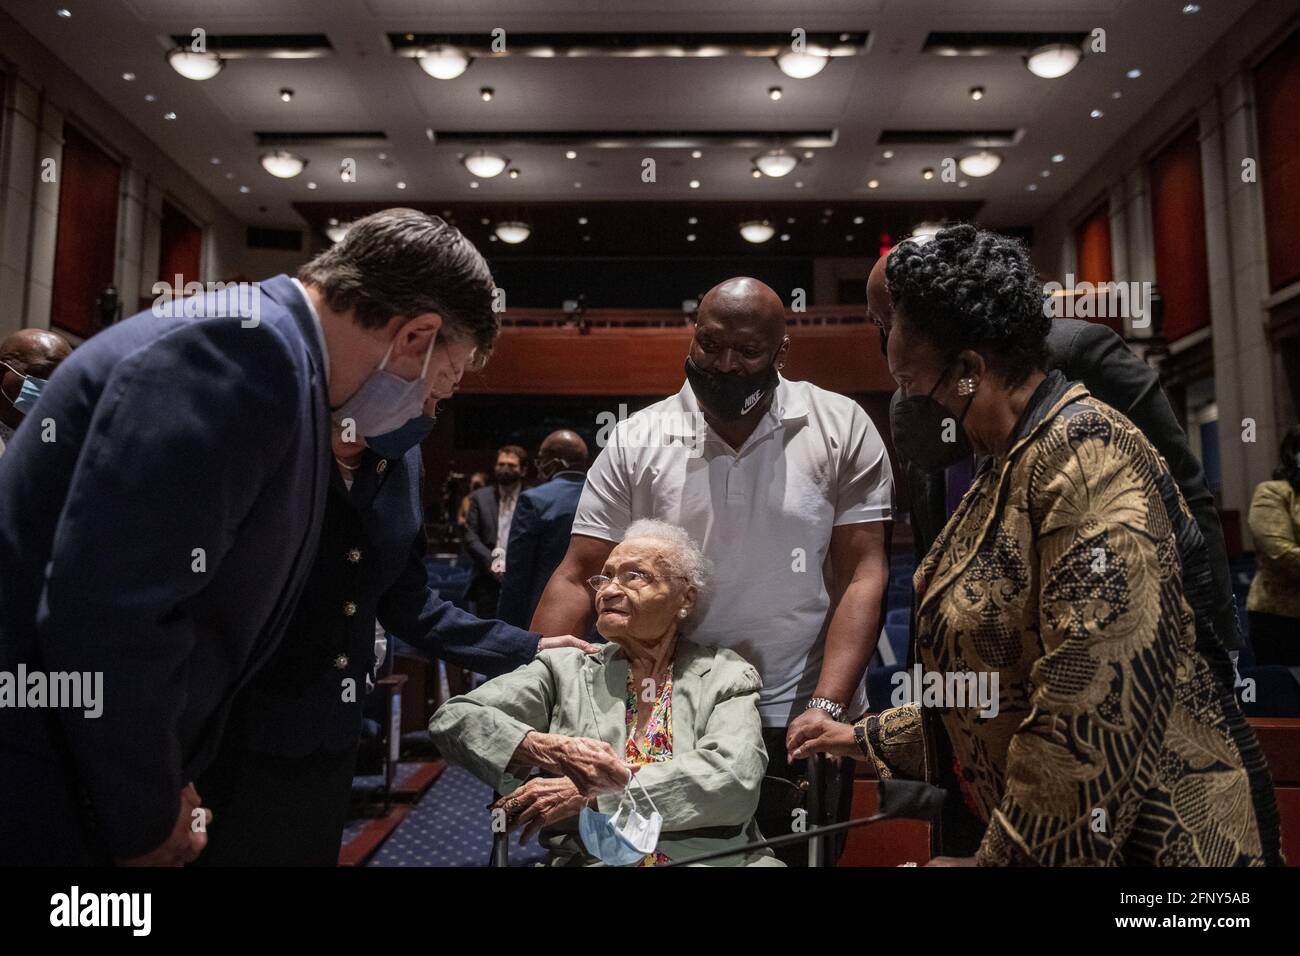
[805,697,846,722]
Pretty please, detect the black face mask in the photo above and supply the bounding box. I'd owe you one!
[890,365,975,470]
[684,355,778,421]
[536,457,570,481]
[495,468,521,486]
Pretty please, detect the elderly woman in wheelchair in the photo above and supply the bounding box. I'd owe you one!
[429,518,781,866]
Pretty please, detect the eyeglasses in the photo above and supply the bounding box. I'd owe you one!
[587,570,686,591]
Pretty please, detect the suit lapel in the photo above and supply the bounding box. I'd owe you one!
[584,645,629,748]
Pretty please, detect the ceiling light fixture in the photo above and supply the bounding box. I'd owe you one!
[565,150,577,159]
[494,221,531,244]
[279,88,294,102]
[1052,153,1065,163]
[326,223,349,243]
[260,150,307,178]
[775,50,829,79]
[1024,43,1081,79]
[957,150,1001,177]
[969,86,985,101]
[1126,68,1142,79]
[508,168,520,179]
[418,45,471,79]
[740,221,776,243]
[922,167,935,181]
[689,179,701,189]
[480,87,494,101]
[768,86,783,101]
[167,48,224,81]
[122,72,135,81]
[753,148,798,177]
[867,179,879,189]
[462,150,509,178]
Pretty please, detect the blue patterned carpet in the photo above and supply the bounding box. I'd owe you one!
[346,765,550,867]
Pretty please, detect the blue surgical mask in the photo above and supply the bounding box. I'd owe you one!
[332,335,436,438]
[366,414,436,460]
[578,775,662,866]
[1,362,46,417]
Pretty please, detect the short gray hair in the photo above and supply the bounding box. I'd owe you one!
[621,519,710,595]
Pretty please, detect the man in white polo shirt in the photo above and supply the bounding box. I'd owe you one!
[531,277,892,857]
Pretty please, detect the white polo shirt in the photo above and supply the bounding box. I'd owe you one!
[573,376,893,726]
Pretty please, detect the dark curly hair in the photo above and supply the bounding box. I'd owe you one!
[885,224,1049,386]
[1274,424,1300,491]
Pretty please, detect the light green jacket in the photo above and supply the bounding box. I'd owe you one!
[428,638,782,866]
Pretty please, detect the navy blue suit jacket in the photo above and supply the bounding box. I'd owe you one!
[0,275,330,863]
[221,446,541,759]
[498,472,586,628]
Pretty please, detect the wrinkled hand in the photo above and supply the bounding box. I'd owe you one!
[536,634,600,655]
[533,738,634,796]
[786,708,856,761]
[494,777,586,844]
[118,783,212,867]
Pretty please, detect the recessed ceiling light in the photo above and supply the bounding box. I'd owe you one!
[57,8,71,17]
[786,217,796,224]
[144,93,157,102]
[326,223,348,243]
[462,150,508,178]
[469,181,479,189]
[239,185,250,193]
[1040,169,1051,177]
[1182,3,1200,13]
[1027,183,1038,191]
[260,150,306,178]
[969,86,985,101]
[1024,43,1081,79]
[686,234,696,242]
[209,156,221,165]
[804,150,815,160]
[508,168,520,179]
[426,128,436,142]
[167,48,224,81]
[578,216,588,225]
[583,235,591,241]
[754,148,798,177]
[1090,108,1104,118]
[1126,68,1142,79]
[396,181,407,189]
[853,215,864,224]
[163,111,177,121]
[480,87,494,102]
[768,86,783,101]
[867,179,879,189]
[775,50,829,79]
[279,88,294,103]
[794,180,804,188]
[224,172,233,179]
[780,233,790,241]
[1052,153,1065,163]
[418,45,471,80]
[573,181,582,188]
[122,72,135,82]
[751,169,762,178]
[488,235,498,242]
[565,150,577,159]
[495,221,531,244]
[689,179,700,189]
[1112,90,1122,99]
[958,180,969,188]
[687,217,698,225]
[739,220,775,243]
[306,181,317,189]
[846,235,854,241]
[958,151,1001,177]
[882,150,895,159]
[691,149,702,159]
[922,167,935,180]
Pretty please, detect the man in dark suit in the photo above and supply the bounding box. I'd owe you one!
[197,420,589,865]
[499,430,590,629]
[867,247,1243,668]
[463,445,528,618]
[0,208,497,865]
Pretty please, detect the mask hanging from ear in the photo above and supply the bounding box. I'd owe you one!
[890,365,975,470]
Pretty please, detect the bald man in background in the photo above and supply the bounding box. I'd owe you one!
[529,277,893,863]
[498,429,593,632]
[0,328,71,458]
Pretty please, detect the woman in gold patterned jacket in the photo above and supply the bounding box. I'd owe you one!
[793,225,1280,866]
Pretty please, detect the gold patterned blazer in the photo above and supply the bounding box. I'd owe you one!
[1246,479,1300,619]
[859,373,1278,866]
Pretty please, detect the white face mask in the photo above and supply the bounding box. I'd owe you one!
[578,774,662,865]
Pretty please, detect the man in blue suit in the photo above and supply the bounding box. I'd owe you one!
[498,430,590,630]
[0,208,498,865]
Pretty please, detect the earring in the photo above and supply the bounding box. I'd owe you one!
[957,377,976,397]
[678,609,688,619]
